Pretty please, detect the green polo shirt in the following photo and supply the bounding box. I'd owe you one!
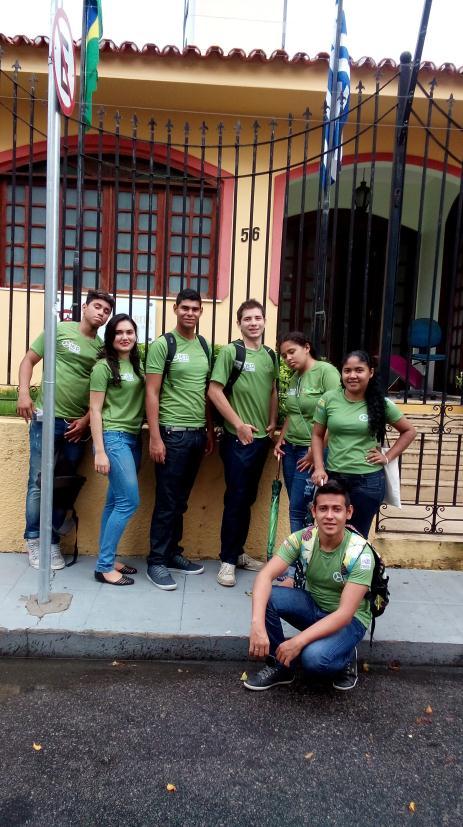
[90,359,145,434]
[211,343,278,438]
[313,386,403,474]
[31,321,102,419]
[146,330,210,427]
[276,528,374,628]
[284,361,340,445]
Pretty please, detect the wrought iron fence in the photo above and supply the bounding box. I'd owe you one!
[0,52,462,534]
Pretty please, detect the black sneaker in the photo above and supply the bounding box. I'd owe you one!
[146,565,177,591]
[333,648,358,691]
[168,554,205,575]
[243,658,295,691]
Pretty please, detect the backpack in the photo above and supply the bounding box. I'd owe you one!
[36,450,86,567]
[161,332,211,386]
[293,525,389,646]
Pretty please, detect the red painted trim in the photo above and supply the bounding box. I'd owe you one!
[269,152,462,305]
[0,135,234,300]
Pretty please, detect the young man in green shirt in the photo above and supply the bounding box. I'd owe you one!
[244,481,374,692]
[208,299,279,587]
[145,288,214,591]
[18,289,114,570]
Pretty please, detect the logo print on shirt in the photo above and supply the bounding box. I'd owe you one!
[359,413,368,422]
[173,353,189,363]
[332,571,344,583]
[287,388,297,396]
[243,361,256,372]
[120,372,134,382]
[360,554,372,570]
[62,340,81,354]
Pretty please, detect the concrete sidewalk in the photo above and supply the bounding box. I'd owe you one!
[0,552,462,665]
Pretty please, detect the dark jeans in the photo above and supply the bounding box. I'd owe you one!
[219,431,270,565]
[25,418,86,543]
[148,427,207,566]
[282,442,315,533]
[266,585,367,675]
[328,468,386,538]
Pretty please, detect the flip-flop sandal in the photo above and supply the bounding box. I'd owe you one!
[118,565,138,575]
[94,572,134,586]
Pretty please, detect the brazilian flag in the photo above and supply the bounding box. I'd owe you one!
[83,0,103,128]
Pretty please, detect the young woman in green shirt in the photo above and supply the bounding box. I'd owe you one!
[90,314,145,585]
[311,350,416,538]
[275,331,340,532]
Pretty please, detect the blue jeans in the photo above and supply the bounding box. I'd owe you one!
[282,442,315,533]
[148,427,207,566]
[25,418,86,543]
[328,469,386,538]
[96,431,141,573]
[219,431,270,564]
[266,585,367,675]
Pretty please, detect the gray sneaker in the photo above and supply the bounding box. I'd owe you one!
[146,565,177,591]
[51,543,65,571]
[26,538,40,569]
[168,554,204,575]
[333,648,358,691]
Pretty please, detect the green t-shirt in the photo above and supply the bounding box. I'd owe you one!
[90,359,145,435]
[211,343,278,438]
[146,330,210,427]
[276,528,374,628]
[285,361,340,446]
[31,321,102,419]
[313,386,403,474]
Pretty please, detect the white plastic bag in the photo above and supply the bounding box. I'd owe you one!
[382,449,401,508]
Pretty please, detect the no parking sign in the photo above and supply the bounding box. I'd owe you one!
[52,8,76,116]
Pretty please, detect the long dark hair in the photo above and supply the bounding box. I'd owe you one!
[278,330,317,360]
[341,350,386,442]
[98,313,143,386]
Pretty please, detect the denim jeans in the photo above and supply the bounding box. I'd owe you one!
[25,418,86,543]
[266,584,367,675]
[282,442,315,533]
[148,427,207,567]
[96,431,141,573]
[328,469,386,539]
[219,431,270,565]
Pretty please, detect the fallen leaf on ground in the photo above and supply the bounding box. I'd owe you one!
[112,661,119,666]
[177,668,183,673]
[240,672,248,681]
[304,752,315,760]
[32,743,42,751]
[245,591,253,597]
[425,705,433,714]
[166,783,177,793]
[408,801,416,813]
[415,716,432,725]
[362,662,370,673]
[388,660,401,671]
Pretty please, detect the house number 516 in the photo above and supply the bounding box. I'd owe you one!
[241,227,260,242]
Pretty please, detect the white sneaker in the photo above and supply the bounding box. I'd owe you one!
[237,553,264,572]
[217,562,236,587]
[51,543,65,570]
[26,538,40,569]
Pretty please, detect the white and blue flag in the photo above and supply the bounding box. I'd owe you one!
[322,0,350,189]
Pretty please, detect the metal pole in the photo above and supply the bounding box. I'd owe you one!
[72,0,87,321]
[379,0,433,387]
[281,0,288,50]
[38,0,61,604]
[313,0,344,355]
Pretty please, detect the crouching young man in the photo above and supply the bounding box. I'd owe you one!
[244,481,373,692]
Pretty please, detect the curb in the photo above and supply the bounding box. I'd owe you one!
[1,628,462,666]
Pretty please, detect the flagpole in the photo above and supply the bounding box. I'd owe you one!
[72,0,87,321]
[312,0,344,356]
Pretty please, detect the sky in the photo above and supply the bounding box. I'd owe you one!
[0,0,461,66]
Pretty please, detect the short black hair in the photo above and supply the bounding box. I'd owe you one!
[85,289,115,311]
[237,299,265,323]
[175,288,202,306]
[312,480,351,508]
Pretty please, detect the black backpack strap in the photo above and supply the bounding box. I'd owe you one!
[197,334,212,372]
[223,339,246,397]
[263,345,278,389]
[162,332,177,384]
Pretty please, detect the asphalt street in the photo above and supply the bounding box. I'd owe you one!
[0,658,461,827]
